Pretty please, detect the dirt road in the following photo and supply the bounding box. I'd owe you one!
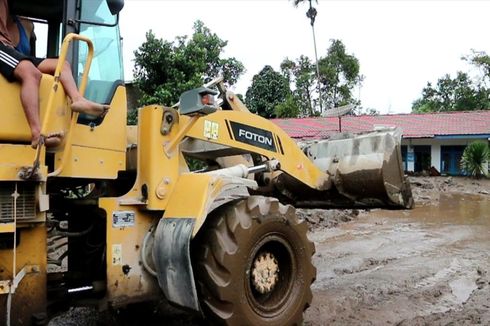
[305,177,490,325]
[49,177,490,325]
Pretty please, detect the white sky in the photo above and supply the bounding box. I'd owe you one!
[119,0,490,114]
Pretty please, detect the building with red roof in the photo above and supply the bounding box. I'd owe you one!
[273,110,490,175]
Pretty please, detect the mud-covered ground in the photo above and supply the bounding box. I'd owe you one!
[305,176,490,325]
[49,176,490,325]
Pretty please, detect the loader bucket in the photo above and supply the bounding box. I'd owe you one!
[292,128,413,209]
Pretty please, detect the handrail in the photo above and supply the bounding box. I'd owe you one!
[46,33,94,177]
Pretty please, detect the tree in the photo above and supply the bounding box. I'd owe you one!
[246,38,362,118]
[463,50,490,88]
[245,66,292,118]
[278,41,363,117]
[413,50,490,113]
[460,141,490,178]
[318,39,362,111]
[274,94,300,118]
[132,21,245,111]
[412,72,489,113]
[280,56,316,116]
[292,0,322,112]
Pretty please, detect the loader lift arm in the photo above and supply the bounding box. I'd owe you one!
[182,110,332,191]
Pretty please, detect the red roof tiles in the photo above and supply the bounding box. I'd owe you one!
[272,110,490,140]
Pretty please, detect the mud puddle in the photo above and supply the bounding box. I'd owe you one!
[306,193,490,325]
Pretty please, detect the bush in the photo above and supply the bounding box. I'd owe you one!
[460,141,490,178]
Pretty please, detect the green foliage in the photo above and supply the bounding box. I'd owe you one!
[412,72,490,113]
[280,56,316,116]
[463,50,490,87]
[279,40,362,116]
[460,141,490,178]
[236,93,245,102]
[274,94,300,118]
[132,21,244,109]
[246,40,360,118]
[413,50,490,113]
[318,39,362,111]
[185,157,207,172]
[127,108,138,125]
[245,66,292,118]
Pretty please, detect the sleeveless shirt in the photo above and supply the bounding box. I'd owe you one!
[14,16,29,55]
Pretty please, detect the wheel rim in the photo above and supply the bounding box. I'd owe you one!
[251,251,280,294]
[245,233,296,318]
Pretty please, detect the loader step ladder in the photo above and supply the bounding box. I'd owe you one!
[0,184,39,326]
[27,33,95,179]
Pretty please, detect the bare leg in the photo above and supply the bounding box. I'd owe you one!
[13,60,43,148]
[37,58,109,116]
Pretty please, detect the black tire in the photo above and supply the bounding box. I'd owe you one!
[192,196,316,326]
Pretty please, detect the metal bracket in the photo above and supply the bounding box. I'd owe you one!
[160,107,179,135]
[0,265,39,294]
[18,141,43,180]
[163,115,199,158]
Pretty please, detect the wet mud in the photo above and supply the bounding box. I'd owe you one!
[305,183,490,325]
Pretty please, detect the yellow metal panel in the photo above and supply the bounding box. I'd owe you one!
[127,125,138,145]
[71,86,127,152]
[0,74,71,143]
[99,198,160,306]
[0,223,15,233]
[52,86,127,179]
[163,174,216,220]
[163,173,248,235]
[126,126,138,171]
[0,225,47,323]
[0,145,47,181]
[55,146,125,179]
[132,106,180,210]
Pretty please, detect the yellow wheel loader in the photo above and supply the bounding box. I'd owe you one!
[0,1,412,325]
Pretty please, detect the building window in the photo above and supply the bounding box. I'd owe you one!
[441,145,466,176]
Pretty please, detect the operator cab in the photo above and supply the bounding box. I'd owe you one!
[0,0,127,179]
[10,0,125,125]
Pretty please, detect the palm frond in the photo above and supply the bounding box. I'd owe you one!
[460,141,490,178]
[292,0,303,7]
[292,0,317,7]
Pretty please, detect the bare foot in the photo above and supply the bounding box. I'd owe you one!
[31,132,64,149]
[71,98,110,117]
[44,132,64,148]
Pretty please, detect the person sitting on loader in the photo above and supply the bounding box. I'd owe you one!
[0,0,109,148]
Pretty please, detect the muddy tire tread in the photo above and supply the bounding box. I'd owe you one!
[193,196,315,326]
